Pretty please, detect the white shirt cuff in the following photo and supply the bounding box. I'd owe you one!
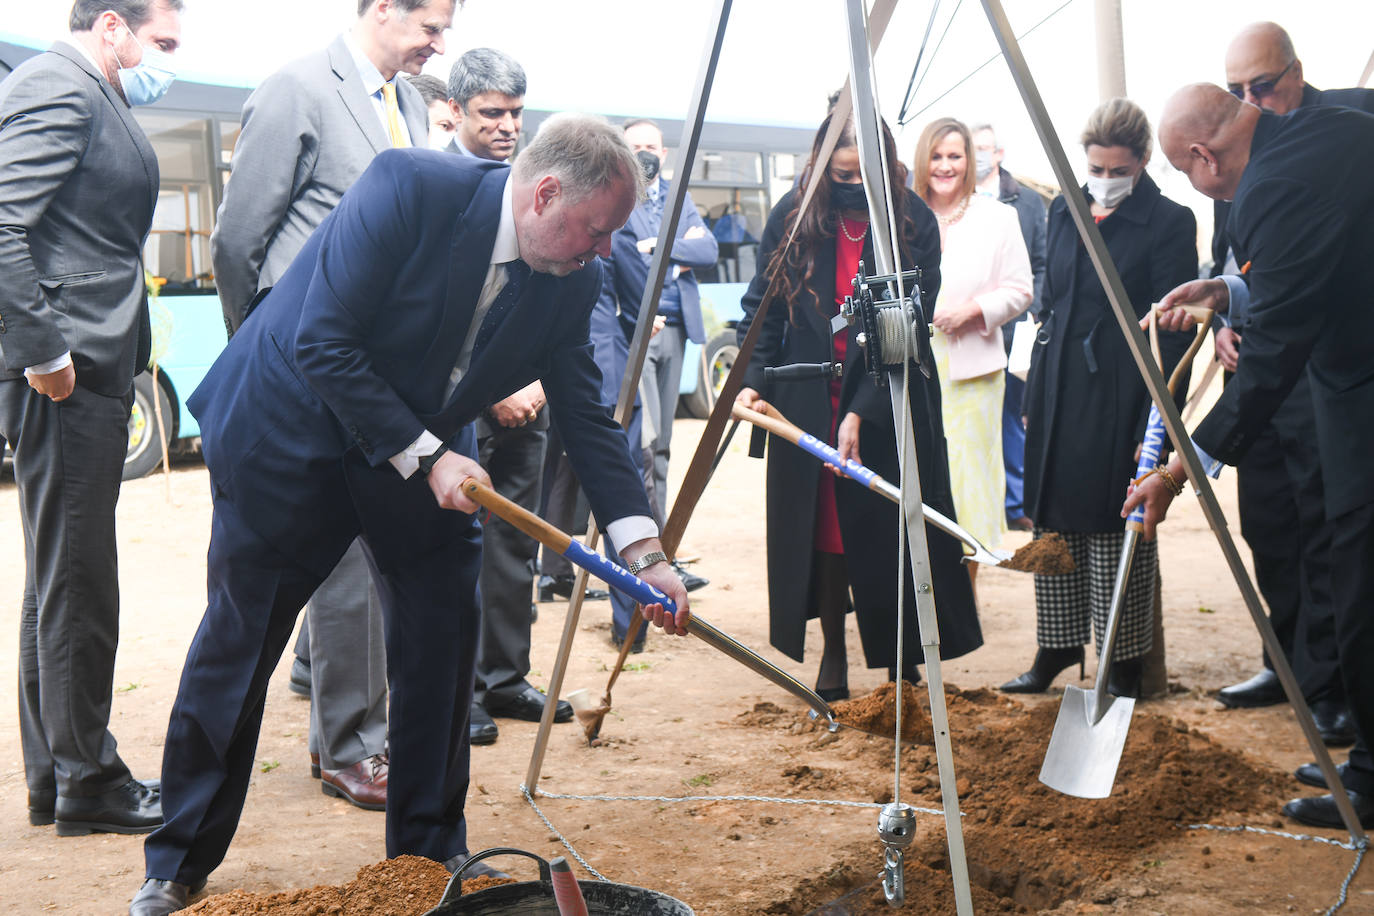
[607,515,658,552]
[389,429,444,479]
[25,351,72,376]
[1218,275,1247,328]
[1190,438,1225,479]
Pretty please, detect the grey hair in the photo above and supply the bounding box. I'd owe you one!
[357,0,458,17]
[513,112,642,203]
[70,0,184,32]
[405,73,448,107]
[969,122,1000,149]
[447,48,526,109]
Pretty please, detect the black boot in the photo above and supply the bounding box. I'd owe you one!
[887,665,921,686]
[999,646,1085,694]
[1107,657,1143,698]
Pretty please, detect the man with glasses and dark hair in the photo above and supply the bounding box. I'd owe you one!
[1199,23,1374,731]
[0,0,182,838]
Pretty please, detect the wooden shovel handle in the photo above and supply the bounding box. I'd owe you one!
[461,478,571,554]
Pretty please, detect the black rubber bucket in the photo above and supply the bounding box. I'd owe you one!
[421,848,694,916]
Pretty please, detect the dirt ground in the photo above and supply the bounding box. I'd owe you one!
[1,417,1371,915]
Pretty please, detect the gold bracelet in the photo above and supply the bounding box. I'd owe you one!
[1155,463,1184,497]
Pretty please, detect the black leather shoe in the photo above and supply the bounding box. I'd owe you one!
[469,701,499,745]
[56,778,162,836]
[538,574,609,602]
[1296,761,1352,790]
[611,632,645,654]
[484,685,573,723]
[1217,668,1285,708]
[129,877,206,916]
[886,666,922,686]
[28,789,56,827]
[288,655,311,698]
[1282,789,1374,829]
[816,685,850,703]
[672,560,709,592]
[443,854,512,879]
[999,646,1085,694]
[1311,698,1356,747]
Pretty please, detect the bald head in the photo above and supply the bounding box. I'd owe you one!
[1159,83,1260,200]
[1225,21,1304,114]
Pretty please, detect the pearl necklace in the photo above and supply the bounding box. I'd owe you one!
[936,195,970,227]
[839,217,868,243]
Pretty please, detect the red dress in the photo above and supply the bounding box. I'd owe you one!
[814,219,866,553]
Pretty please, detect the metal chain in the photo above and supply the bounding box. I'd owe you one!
[520,785,610,882]
[1185,824,1368,915]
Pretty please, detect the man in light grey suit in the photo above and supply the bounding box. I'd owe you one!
[208,0,453,814]
[0,0,183,835]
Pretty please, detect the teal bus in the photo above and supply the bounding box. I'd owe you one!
[0,36,812,478]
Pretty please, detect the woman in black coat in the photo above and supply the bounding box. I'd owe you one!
[735,111,980,701]
[1007,98,1197,697]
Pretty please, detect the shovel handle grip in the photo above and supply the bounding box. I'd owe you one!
[460,478,676,614]
[732,402,881,491]
[1128,406,1168,528]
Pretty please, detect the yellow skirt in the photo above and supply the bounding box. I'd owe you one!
[930,329,1006,551]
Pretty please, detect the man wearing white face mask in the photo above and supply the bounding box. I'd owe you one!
[0,0,183,836]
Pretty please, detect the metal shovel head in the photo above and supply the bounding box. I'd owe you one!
[1038,685,1136,798]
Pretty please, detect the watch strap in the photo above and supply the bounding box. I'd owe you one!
[417,443,450,476]
[626,549,668,576]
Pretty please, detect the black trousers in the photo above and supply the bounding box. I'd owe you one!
[0,380,136,799]
[1328,501,1374,795]
[145,484,484,883]
[1234,372,1341,702]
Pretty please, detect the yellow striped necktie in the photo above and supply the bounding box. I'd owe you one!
[381,82,408,148]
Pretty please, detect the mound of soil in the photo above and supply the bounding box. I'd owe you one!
[830,680,932,743]
[183,856,513,916]
[754,685,1293,914]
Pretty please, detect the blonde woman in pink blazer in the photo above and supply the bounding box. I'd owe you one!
[916,117,1033,592]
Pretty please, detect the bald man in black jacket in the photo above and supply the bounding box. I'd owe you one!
[1138,85,1374,830]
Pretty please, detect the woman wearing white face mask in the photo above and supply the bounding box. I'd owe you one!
[1007,98,1198,698]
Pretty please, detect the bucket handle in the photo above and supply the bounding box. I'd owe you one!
[437,846,553,905]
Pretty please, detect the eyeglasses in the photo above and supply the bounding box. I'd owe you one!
[1228,60,1295,101]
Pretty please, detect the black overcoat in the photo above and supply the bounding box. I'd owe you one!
[736,188,981,667]
[1023,173,1198,533]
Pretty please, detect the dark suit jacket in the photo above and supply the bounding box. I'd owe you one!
[189,152,649,576]
[608,180,718,345]
[0,42,157,396]
[1192,107,1374,518]
[1210,83,1374,276]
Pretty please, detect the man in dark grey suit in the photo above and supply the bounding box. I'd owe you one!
[0,0,183,835]
[209,0,452,812]
[442,49,575,743]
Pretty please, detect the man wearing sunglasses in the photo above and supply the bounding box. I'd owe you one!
[1199,22,1374,750]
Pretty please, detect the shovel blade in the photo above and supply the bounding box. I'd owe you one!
[1038,685,1136,798]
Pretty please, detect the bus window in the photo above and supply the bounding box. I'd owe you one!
[689,187,766,284]
[135,112,218,291]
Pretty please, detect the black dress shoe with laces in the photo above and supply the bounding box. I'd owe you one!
[1295,761,1353,790]
[129,877,207,916]
[469,701,499,745]
[1217,668,1285,708]
[672,560,709,592]
[484,685,574,723]
[1282,789,1374,829]
[611,632,645,654]
[56,778,162,836]
[1310,698,1356,747]
[538,574,609,602]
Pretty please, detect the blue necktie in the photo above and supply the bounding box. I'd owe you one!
[473,259,530,356]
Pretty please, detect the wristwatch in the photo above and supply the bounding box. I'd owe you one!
[626,550,668,576]
[417,443,450,476]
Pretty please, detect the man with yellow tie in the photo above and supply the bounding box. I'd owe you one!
[205,0,455,825]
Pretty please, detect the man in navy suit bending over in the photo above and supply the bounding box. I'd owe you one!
[131,113,690,916]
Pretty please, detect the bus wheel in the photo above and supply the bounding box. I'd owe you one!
[125,372,173,480]
[682,330,738,419]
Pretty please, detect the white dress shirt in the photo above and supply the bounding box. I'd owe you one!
[343,33,413,148]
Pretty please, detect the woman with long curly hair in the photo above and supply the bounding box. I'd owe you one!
[735,111,980,700]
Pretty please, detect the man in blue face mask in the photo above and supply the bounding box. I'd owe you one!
[0,0,182,840]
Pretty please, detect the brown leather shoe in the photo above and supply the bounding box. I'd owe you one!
[309,752,320,779]
[320,754,387,811]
